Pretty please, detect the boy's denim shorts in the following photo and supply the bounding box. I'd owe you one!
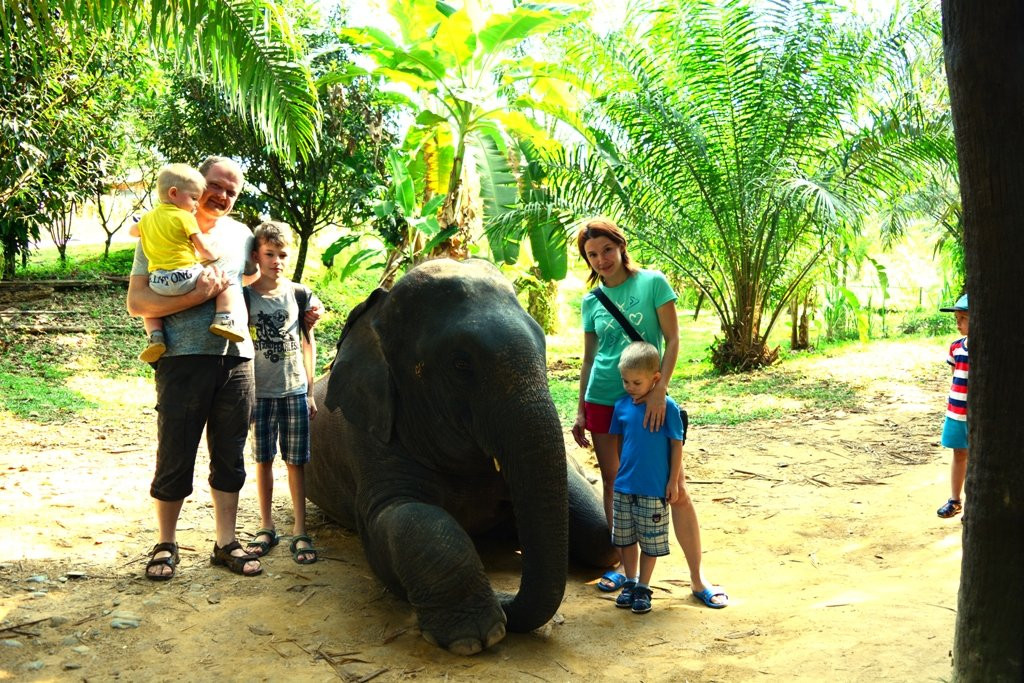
[941,416,968,449]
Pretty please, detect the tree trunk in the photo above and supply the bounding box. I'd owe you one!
[711,282,777,372]
[789,296,799,349]
[293,228,311,284]
[798,290,811,349]
[524,270,558,335]
[2,236,15,280]
[943,1,1024,679]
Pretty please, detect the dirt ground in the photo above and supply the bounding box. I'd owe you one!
[0,338,962,681]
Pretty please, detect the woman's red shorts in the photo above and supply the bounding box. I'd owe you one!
[584,401,615,434]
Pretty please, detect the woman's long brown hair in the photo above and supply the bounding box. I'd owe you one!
[576,218,638,287]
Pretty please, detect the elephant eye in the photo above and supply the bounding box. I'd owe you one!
[452,352,472,372]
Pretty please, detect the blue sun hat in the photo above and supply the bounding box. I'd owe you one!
[940,294,968,312]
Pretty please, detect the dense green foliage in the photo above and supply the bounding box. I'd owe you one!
[337,0,590,282]
[0,0,963,382]
[0,10,153,275]
[0,0,319,162]
[151,65,395,281]
[0,0,322,278]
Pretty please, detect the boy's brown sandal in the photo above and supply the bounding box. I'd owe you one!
[210,541,262,576]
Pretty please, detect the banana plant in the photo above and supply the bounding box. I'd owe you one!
[323,150,453,286]
[335,0,587,276]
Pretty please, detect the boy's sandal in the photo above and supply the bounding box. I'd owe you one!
[289,535,318,565]
[210,541,262,576]
[692,586,729,609]
[596,570,628,592]
[245,528,279,557]
[145,542,179,581]
[937,499,963,518]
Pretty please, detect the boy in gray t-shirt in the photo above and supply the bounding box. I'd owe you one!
[242,222,322,565]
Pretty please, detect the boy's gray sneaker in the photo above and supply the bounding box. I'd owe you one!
[615,580,637,608]
[631,586,653,614]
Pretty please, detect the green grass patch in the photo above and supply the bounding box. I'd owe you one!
[547,376,580,426]
[0,345,97,420]
[304,266,381,372]
[16,245,136,280]
[675,370,858,426]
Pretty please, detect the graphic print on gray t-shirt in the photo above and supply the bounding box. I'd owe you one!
[247,285,310,399]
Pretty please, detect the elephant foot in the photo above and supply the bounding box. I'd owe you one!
[419,606,507,655]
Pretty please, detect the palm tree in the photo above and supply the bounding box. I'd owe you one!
[0,0,318,166]
[548,0,950,371]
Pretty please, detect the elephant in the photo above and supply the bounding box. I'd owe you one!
[307,258,614,655]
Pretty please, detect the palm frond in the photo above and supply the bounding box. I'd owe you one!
[4,0,320,162]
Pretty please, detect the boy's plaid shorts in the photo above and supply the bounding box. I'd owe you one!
[250,394,310,465]
[612,491,670,557]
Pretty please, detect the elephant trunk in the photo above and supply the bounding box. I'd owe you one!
[493,401,568,633]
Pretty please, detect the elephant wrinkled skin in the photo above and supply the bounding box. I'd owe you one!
[307,259,613,655]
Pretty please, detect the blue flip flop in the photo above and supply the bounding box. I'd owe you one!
[597,570,627,592]
[693,586,729,608]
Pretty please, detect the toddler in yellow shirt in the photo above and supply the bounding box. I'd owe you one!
[132,163,243,361]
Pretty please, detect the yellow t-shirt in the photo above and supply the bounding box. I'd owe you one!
[138,203,201,272]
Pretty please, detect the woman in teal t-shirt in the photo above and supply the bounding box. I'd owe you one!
[571,218,728,609]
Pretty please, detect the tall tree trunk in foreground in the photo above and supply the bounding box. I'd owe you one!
[942,1,1024,679]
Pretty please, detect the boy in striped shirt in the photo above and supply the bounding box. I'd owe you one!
[937,294,969,519]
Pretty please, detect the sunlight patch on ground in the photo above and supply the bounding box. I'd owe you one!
[908,471,950,494]
[702,394,804,413]
[839,541,867,555]
[65,375,152,413]
[934,533,964,551]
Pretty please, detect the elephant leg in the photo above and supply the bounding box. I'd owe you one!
[363,500,507,656]
[567,460,616,568]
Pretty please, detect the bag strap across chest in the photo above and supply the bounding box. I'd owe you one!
[591,287,643,342]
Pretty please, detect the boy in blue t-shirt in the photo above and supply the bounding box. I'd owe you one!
[608,341,683,614]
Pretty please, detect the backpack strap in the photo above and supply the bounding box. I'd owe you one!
[591,288,644,342]
[292,283,311,343]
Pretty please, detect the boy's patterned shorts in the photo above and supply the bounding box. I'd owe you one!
[149,264,203,296]
[612,491,670,557]
[251,394,310,465]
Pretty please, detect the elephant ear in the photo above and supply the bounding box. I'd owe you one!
[326,288,395,441]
